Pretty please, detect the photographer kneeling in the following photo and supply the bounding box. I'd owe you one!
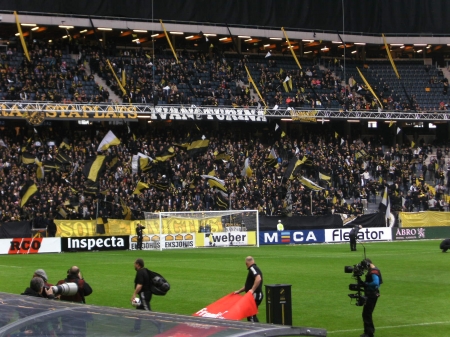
[57,266,92,303]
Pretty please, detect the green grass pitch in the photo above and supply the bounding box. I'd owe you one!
[1,240,449,336]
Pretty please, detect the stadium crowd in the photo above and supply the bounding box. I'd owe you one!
[1,39,448,111]
[0,123,449,226]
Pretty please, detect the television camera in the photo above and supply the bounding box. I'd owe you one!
[344,259,370,306]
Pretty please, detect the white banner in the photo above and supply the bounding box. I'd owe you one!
[204,232,249,247]
[0,238,61,254]
[129,233,195,250]
[324,227,392,243]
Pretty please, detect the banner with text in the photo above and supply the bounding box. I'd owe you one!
[61,236,129,252]
[260,229,325,245]
[393,226,450,240]
[324,227,392,243]
[0,238,61,254]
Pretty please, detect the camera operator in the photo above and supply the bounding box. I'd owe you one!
[22,277,55,299]
[56,266,93,304]
[361,258,383,337]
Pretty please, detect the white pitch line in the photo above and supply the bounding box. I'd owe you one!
[328,321,450,334]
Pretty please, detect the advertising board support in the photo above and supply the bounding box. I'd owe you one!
[265,284,292,325]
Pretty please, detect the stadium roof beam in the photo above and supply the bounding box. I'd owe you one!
[1,11,450,45]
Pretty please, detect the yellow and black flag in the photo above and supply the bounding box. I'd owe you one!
[59,138,72,151]
[150,182,169,191]
[20,181,38,207]
[155,146,176,162]
[120,198,132,220]
[216,193,229,210]
[21,152,36,165]
[83,155,107,183]
[214,150,231,162]
[265,148,278,168]
[97,130,121,152]
[201,175,227,193]
[131,153,153,174]
[187,139,210,157]
[108,155,119,170]
[298,176,324,191]
[133,181,149,195]
[56,152,71,164]
[96,216,107,234]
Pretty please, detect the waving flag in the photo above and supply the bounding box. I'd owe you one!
[97,131,121,152]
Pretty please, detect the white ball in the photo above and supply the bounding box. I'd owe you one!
[131,298,141,307]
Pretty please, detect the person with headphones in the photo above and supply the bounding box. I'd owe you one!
[57,266,93,304]
[361,258,383,337]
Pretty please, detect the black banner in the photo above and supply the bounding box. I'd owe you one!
[0,221,32,238]
[260,213,387,231]
[260,215,342,231]
[61,236,129,252]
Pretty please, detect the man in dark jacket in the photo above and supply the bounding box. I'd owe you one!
[57,266,93,303]
[349,225,362,251]
[22,277,55,299]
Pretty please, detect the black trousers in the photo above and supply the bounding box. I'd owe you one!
[362,294,379,337]
[247,291,263,322]
[349,235,357,251]
[134,291,152,330]
[137,236,143,250]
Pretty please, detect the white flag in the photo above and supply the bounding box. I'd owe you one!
[97,131,121,152]
[275,123,279,131]
[265,51,271,58]
[397,127,401,135]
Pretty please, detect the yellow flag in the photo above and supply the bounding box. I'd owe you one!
[281,131,286,138]
[14,12,30,62]
[382,33,400,79]
[121,69,126,87]
[281,27,302,70]
[411,141,415,148]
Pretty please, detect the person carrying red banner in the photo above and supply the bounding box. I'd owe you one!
[234,256,263,322]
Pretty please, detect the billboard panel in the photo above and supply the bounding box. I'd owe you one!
[0,238,61,254]
[259,230,325,245]
[324,227,392,243]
